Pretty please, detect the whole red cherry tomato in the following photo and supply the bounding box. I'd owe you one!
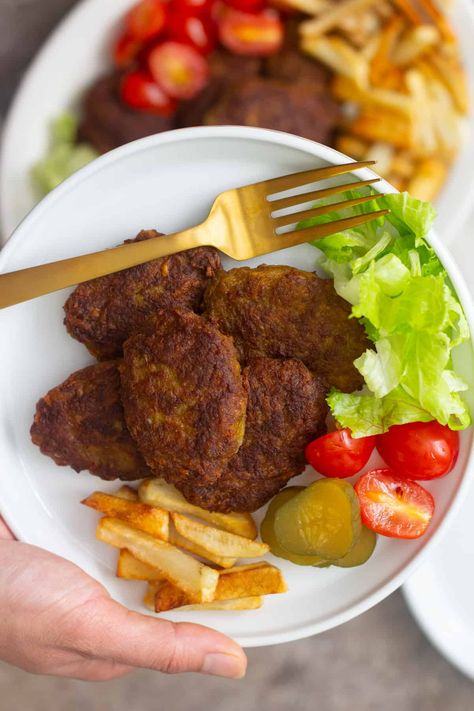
[218,8,283,56]
[120,71,177,116]
[148,41,209,99]
[305,428,376,478]
[355,469,435,539]
[169,12,217,54]
[126,0,168,42]
[377,421,459,481]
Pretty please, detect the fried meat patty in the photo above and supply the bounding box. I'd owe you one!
[30,361,150,481]
[120,308,247,484]
[64,229,221,360]
[204,265,369,393]
[204,77,339,145]
[178,357,328,512]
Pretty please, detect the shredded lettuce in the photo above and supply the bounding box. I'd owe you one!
[300,189,472,437]
[32,113,98,197]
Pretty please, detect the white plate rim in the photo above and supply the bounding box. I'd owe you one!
[2,0,474,243]
[1,125,474,647]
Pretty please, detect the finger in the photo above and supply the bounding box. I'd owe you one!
[0,516,15,541]
[75,597,247,679]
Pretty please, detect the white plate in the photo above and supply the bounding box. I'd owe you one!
[0,126,474,647]
[403,477,474,681]
[2,0,474,243]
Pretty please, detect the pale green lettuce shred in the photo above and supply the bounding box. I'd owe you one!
[299,189,472,437]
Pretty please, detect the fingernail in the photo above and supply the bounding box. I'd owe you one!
[201,653,247,679]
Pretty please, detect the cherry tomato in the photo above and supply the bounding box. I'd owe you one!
[355,469,435,539]
[120,71,177,116]
[305,428,376,478]
[126,0,168,42]
[148,41,209,99]
[175,0,215,16]
[218,8,283,56]
[169,12,217,55]
[224,0,265,13]
[377,421,459,481]
[113,33,143,68]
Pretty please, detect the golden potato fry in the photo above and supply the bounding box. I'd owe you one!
[407,158,448,201]
[144,582,160,611]
[169,528,237,569]
[114,485,139,502]
[390,151,415,178]
[427,54,469,113]
[391,0,424,25]
[82,491,169,540]
[117,548,163,581]
[338,9,381,48]
[363,142,394,177]
[97,517,219,602]
[392,25,439,65]
[369,15,405,86]
[154,562,287,612]
[417,0,457,42]
[348,109,413,148]
[144,583,262,612]
[330,75,413,117]
[335,134,369,160]
[301,36,369,88]
[139,479,257,539]
[299,0,379,38]
[171,513,269,559]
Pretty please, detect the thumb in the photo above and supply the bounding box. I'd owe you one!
[80,596,247,679]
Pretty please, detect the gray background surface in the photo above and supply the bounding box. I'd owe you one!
[0,1,473,708]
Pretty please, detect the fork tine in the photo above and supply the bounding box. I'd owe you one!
[273,194,384,229]
[270,177,381,212]
[259,161,377,197]
[270,210,390,252]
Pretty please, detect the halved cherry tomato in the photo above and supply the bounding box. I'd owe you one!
[169,12,217,55]
[148,41,209,99]
[355,469,434,539]
[113,33,143,68]
[126,0,168,42]
[218,8,283,56]
[120,71,177,116]
[224,0,265,14]
[377,421,459,481]
[305,428,376,478]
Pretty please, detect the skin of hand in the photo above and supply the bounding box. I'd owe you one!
[0,516,247,681]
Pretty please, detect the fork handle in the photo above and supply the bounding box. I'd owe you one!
[0,225,211,309]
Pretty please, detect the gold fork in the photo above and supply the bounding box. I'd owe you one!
[0,161,387,309]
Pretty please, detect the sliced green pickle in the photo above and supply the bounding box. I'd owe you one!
[274,479,361,561]
[333,526,377,568]
[260,487,327,566]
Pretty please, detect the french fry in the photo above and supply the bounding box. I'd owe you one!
[154,562,288,612]
[97,517,219,602]
[390,0,424,25]
[335,134,369,160]
[143,582,262,612]
[82,491,169,541]
[338,9,381,48]
[369,15,405,86]
[331,75,413,117]
[114,485,139,502]
[391,25,439,65]
[348,109,413,148]
[390,151,415,178]
[171,512,269,559]
[421,55,468,114]
[117,548,163,581]
[138,478,257,539]
[417,0,457,42]
[407,158,448,201]
[169,528,237,569]
[363,142,395,176]
[301,36,369,88]
[299,0,379,38]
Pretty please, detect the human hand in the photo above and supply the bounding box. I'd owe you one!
[0,516,246,681]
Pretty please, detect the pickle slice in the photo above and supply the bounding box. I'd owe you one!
[260,487,327,566]
[274,479,361,560]
[333,525,376,568]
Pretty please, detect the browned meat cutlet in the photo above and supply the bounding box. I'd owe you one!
[30,361,151,481]
[64,229,221,360]
[204,76,339,145]
[120,308,247,485]
[77,74,176,154]
[178,357,328,512]
[176,49,262,128]
[204,265,370,393]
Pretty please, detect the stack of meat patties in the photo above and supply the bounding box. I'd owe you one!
[31,230,369,512]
